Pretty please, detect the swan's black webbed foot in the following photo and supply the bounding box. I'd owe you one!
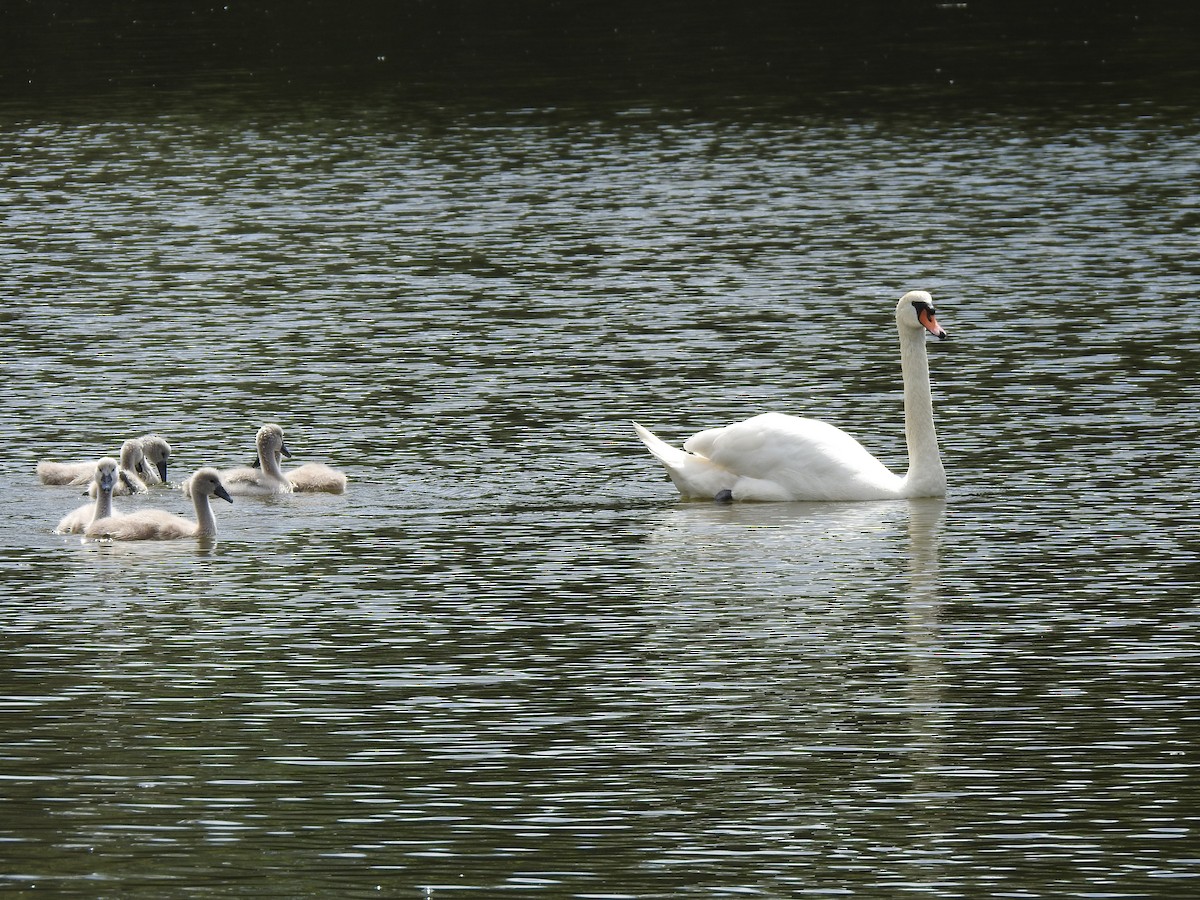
[714,489,734,503]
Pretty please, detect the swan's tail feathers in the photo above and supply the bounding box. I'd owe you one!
[632,422,736,500]
[633,422,692,468]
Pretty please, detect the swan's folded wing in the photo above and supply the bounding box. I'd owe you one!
[681,426,727,458]
[705,412,900,499]
[700,414,854,474]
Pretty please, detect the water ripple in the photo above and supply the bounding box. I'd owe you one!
[0,98,1197,897]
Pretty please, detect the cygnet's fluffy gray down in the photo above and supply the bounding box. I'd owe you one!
[85,439,149,497]
[285,461,348,494]
[88,468,233,540]
[36,457,95,485]
[262,423,347,493]
[190,423,292,497]
[39,439,150,496]
[56,458,120,534]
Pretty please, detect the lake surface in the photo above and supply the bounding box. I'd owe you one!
[1,9,1199,897]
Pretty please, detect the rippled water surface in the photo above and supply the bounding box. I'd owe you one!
[1,65,1199,899]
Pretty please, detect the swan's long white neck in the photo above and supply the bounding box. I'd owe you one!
[192,491,217,536]
[898,326,945,498]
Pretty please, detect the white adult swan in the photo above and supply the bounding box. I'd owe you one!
[633,290,949,502]
[88,468,233,540]
[56,458,120,534]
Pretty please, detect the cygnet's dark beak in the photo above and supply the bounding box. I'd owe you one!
[215,483,234,504]
[280,442,293,459]
[99,472,117,492]
[156,460,168,482]
[119,471,136,490]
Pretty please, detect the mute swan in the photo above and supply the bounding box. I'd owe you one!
[38,440,149,495]
[87,468,233,540]
[190,423,292,497]
[633,290,949,502]
[139,434,172,484]
[55,458,120,534]
[85,440,149,497]
[203,424,347,496]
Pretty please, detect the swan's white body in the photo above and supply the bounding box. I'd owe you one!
[56,458,120,534]
[88,468,232,540]
[634,291,948,502]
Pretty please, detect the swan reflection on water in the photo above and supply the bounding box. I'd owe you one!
[633,497,952,877]
[641,497,945,605]
[635,496,949,737]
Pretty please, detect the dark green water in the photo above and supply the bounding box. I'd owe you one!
[1,5,1198,898]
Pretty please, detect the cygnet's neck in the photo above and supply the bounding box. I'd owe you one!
[260,445,288,481]
[192,491,218,536]
[120,442,141,470]
[93,486,114,521]
[898,326,946,498]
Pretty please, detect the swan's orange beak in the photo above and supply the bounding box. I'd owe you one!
[918,307,948,340]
